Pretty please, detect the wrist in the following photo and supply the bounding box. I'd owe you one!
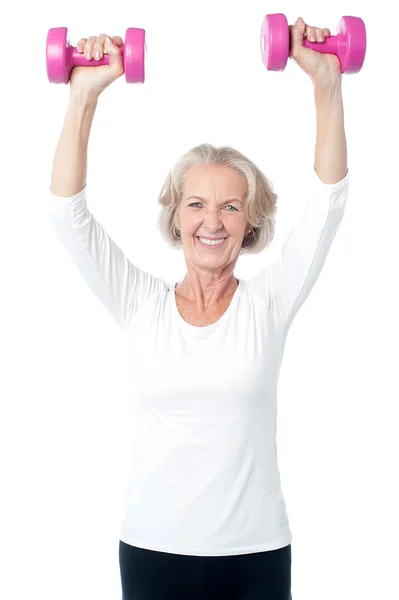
[68,90,99,112]
[312,72,342,94]
[313,77,342,109]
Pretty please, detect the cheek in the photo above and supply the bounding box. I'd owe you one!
[226,215,248,237]
[180,212,201,234]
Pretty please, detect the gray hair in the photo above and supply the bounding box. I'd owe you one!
[157,143,277,254]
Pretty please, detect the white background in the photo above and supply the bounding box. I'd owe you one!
[1,0,398,599]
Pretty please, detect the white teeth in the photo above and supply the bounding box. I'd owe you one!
[199,237,225,246]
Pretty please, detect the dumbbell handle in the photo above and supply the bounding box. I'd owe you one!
[68,44,126,68]
[303,35,341,56]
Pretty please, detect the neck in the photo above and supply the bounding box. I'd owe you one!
[176,266,238,310]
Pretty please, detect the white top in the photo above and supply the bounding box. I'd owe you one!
[49,168,349,556]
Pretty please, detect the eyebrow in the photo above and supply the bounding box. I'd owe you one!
[184,196,243,205]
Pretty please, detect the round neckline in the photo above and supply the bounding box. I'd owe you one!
[169,279,242,332]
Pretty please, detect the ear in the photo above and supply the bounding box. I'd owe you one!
[173,211,180,230]
[173,216,180,237]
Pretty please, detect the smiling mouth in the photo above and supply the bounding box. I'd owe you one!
[196,236,227,247]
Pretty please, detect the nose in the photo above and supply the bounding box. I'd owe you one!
[203,206,223,232]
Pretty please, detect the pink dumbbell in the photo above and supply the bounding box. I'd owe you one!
[260,14,366,74]
[46,27,145,84]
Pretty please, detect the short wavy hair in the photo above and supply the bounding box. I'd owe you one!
[157,143,278,254]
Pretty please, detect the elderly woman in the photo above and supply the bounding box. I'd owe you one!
[49,16,348,600]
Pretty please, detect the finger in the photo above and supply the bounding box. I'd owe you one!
[85,36,97,60]
[93,34,107,60]
[306,26,317,42]
[290,16,306,48]
[323,28,331,37]
[112,36,124,47]
[105,36,124,69]
[105,36,122,54]
[315,27,325,43]
[76,38,88,53]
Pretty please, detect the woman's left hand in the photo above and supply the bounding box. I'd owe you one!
[289,16,342,85]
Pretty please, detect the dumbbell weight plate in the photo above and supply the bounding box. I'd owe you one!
[124,28,145,83]
[46,28,71,84]
[335,16,366,73]
[260,13,289,71]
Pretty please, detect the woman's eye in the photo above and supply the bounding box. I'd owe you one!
[187,202,238,212]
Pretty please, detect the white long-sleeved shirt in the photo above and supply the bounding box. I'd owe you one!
[49,169,349,556]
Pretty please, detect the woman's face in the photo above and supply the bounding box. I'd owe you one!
[177,164,250,274]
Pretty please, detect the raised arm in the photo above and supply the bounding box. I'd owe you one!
[49,35,163,330]
[248,17,349,329]
[292,15,347,183]
[50,92,97,197]
[313,70,347,184]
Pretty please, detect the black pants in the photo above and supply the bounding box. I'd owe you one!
[119,540,292,599]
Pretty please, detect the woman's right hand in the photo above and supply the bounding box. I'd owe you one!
[70,34,125,99]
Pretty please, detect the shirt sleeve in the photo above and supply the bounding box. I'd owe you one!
[247,168,350,331]
[48,187,166,330]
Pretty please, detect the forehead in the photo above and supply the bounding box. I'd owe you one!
[183,164,247,198]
